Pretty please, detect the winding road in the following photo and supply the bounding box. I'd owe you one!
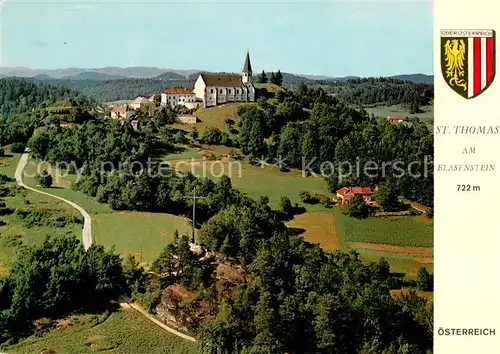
[14,152,93,250]
[13,152,195,342]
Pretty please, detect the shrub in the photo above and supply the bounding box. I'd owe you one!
[279,196,294,220]
[416,267,433,291]
[299,191,318,204]
[38,170,53,188]
[345,195,373,219]
[10,142,25,153]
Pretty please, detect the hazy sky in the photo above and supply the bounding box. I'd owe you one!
[1,1,433,76]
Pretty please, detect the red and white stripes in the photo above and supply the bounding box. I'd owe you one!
[468,35,495,98]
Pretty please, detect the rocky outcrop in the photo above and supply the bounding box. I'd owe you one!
[155,284,195,332]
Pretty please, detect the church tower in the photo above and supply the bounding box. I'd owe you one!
[241,50,252,84]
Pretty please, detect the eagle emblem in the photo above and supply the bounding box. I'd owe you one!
[444,39,467,92]
[441,29,496,99]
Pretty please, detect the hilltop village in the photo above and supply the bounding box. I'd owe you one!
[0,55,434,353]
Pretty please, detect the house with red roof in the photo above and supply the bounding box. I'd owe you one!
[161,88,199,109]
[336,186,373,205]
[387,116,404,123]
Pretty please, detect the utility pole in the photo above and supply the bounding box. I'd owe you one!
[185,186,206,244]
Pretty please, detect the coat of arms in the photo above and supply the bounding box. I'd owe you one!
[441,29,496,99]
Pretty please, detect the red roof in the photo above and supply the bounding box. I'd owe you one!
[112,106,126,113]
[387,116,403,121]
[336,186,373,196]
[336,187,350,196]
[162,88,194,95]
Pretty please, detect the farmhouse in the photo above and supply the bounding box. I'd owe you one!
[110,106,135,120]
[161,88,200,109]
[387,116,404,123]
[130,96,151,110]
[193,51,255,107]
[336,186,373,205]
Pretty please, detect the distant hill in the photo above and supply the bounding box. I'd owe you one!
[0,66,434,84]
[391,74,434,84]
[0,74,6,79]
[154,72,189,81]
[32,74,54,81]
[61,72,126,81]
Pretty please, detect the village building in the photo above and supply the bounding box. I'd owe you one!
[387,116,404,123]
[110,106,135,120]
[177,114,198,124]
[130,96,151,110]
[336,186,373,205]
[161,88,199,109]
[193,51,255,108]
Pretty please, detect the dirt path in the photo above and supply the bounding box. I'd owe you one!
[15,152,93,250]
[120,297,196,343]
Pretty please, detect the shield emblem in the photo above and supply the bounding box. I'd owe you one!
[441,29,496,99]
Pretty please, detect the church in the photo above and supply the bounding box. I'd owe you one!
[193,51,255,108]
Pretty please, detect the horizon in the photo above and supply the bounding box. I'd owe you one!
[0,65,434,79]
[1,1,433,77]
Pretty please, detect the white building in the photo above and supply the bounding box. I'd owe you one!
[193,51,255,108]
[110,106,135,120]
[130,96,151,110]
[161,88,199,109]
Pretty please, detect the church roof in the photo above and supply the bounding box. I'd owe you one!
[200,73,245,87]
[242,51,252,73]
[162,88,194,95]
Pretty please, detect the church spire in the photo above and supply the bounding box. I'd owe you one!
[241,50,252,84]
[243,50,252,73]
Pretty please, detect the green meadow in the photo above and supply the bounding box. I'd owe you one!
[4,309,196,354]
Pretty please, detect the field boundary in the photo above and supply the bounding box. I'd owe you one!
[349,242,433,257]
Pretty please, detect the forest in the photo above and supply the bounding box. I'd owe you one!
[322,77,434,110]
[1,73,433,107]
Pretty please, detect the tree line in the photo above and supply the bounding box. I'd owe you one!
[236,84,433,207]
[323,77,433,110]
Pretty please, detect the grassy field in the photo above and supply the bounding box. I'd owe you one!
[104,100,131,106]
[0,150,82,275]
[93,211,193,264]
[0,151,21,177]
[333,207,433,248]
[22,158,114,214]
[364,104,433,122]
[254,83,285,94]
[21,157,195,265]
[355,247,433,278]
[4,309,197,354]
[173,159,331,211]
[171,102,255,134]
[162,147,206,162]
[287,212,340,251]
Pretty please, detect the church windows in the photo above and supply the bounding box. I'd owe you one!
[210,89,214,94]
